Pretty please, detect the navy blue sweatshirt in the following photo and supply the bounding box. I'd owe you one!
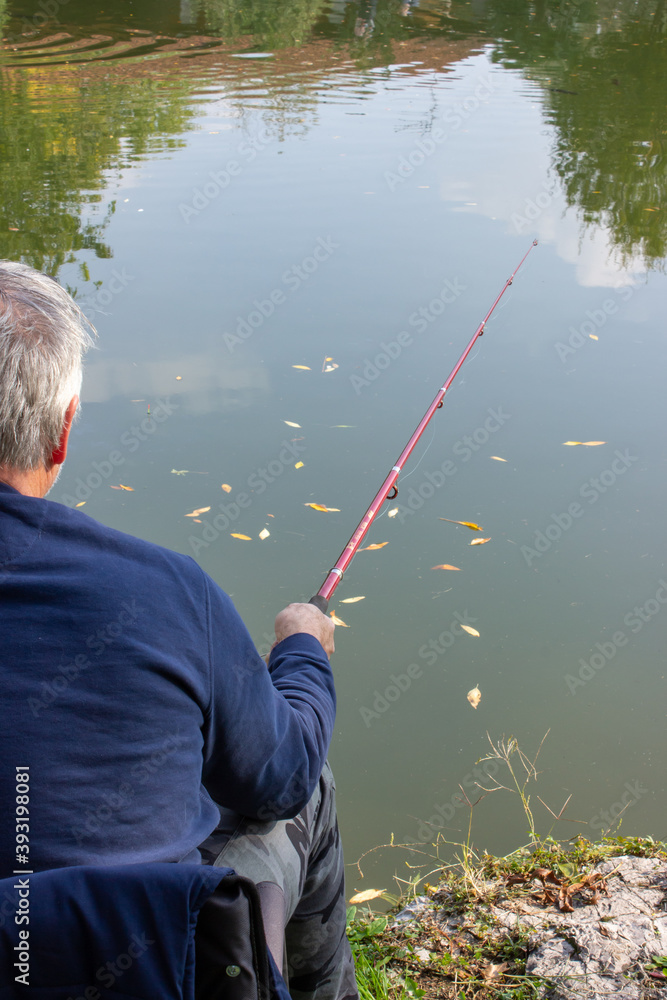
[0,482,335,875]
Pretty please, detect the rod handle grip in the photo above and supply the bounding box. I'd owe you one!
[309,594,329,614]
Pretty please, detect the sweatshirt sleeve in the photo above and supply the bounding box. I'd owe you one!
[200,574,336,819]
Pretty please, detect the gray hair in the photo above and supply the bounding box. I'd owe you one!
[0,261,96,471]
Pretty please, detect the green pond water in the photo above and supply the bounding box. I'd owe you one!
[1,0,665,893]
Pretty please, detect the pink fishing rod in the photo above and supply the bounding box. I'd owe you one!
[309,240,538,612]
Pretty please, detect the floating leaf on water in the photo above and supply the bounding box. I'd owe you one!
[340,596,365,603]
[467,686,482,709]
[461,625,480,637]
[185,506,211,517]
[563,440,606,446]
[259,529,270,540]
[589,334,599,341]
[332,425,355,428]
[221,483,232,493]
[490,456,507,462]
[329,612,350,627]
[304,503,340,512]
[295,462,304,469]
[431,564,461,571]
[360,541,388,551]
[176,375,183,380]
[438,518,483,531]
[284,420,301,428]
[387,508,399,518]
[230,533,252,541]
[119,484,134,491]
[323,363,339,373]
[470,537,491,546]
[348,888,386,904]
[75,501,86,507]
[292,365,311,370]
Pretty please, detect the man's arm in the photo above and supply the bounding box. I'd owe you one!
[200,579,336,820]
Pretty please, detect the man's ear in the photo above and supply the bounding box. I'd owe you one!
[50,395,79,467]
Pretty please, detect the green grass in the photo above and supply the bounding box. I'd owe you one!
[347,834,666,998]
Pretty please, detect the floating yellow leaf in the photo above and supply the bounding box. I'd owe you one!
[176,375,183,380]
[360,541,388,551]
[470,538,491,546]
[431,564,461,571]
[340,596,365,603]
[304,503,340,512]
[75,501,86,507]
[387,508,399,518]
[460,624,480,637]
[589,334,598,341]
[171,469,188,475]
[323,363,339,373]
[329,612,350,627]
[563,441,606,446]
[295,462,304,469]
[467,686,481,709]
[490,456,507,462]
[292,365,311,370]
[185,506,211,517]
[221,483,232,493]
[119,484,134,491]
[231,533,252,541]
[438,518,483,531]
[259,528,270,540]
[349,888,386,904]
[284,420,301,428]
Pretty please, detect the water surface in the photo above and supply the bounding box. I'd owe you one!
[1,0,665,893]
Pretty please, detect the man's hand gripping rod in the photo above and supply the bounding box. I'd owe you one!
[309,240,538,613]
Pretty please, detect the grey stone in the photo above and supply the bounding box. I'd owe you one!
[487,856,667,999]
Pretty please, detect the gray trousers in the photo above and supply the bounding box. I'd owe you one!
[199,763,358,1000]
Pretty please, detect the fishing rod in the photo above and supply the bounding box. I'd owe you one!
[309,239,538,613]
